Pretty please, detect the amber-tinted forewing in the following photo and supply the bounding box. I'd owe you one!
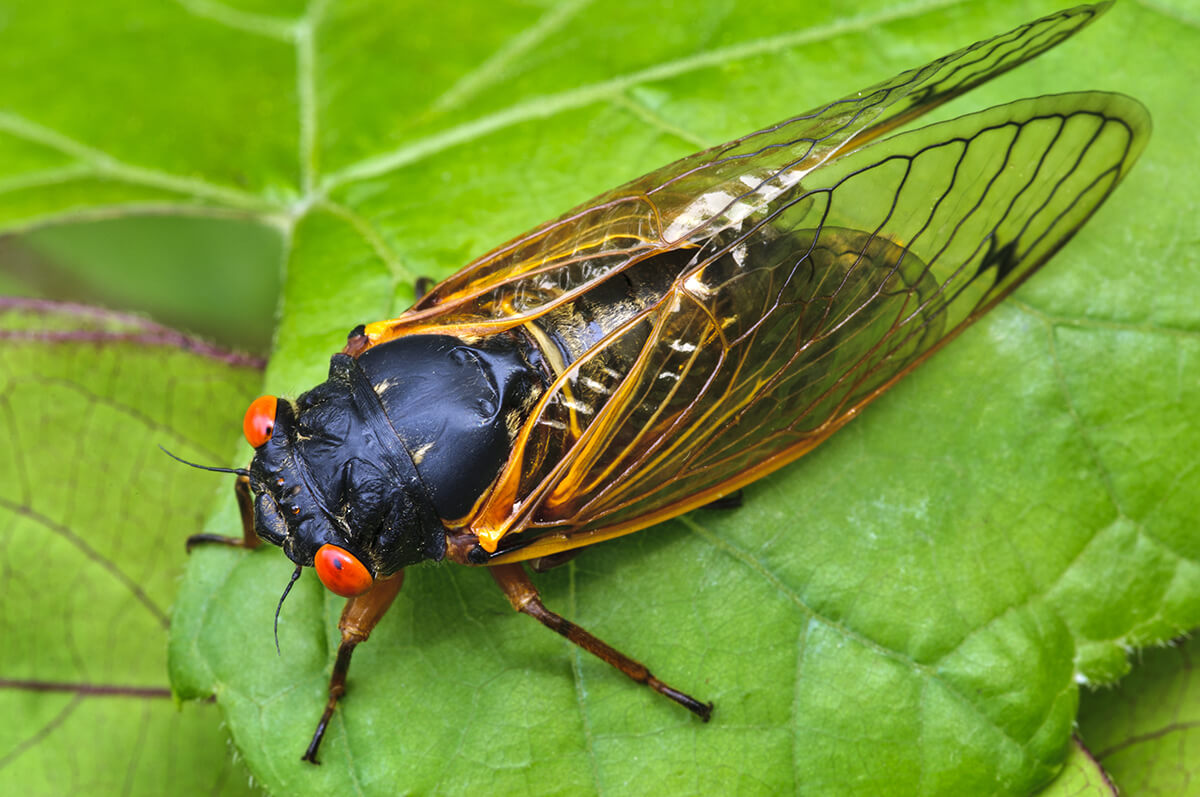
[366,4,1111,344]
[484,90,1148,563]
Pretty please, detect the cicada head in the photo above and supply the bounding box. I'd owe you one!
[244,333,542,597]
[244,359,446,598]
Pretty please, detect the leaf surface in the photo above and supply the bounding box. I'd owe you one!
[1034,737,1118,797]
[1076,635,1200,796]
[0,300,261,795]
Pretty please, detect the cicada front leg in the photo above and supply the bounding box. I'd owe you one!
[489,563,713,721]
[186,474,260,552]
[303,570,406,764]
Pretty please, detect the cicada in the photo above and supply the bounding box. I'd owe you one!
[180,2,1148,763]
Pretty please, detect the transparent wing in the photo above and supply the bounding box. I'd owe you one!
[481,90,1148,562]
[368,3,1111,344]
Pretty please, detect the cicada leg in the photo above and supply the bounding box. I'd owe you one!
[702,489,743,510]
[528,548,585,573]
[414,276,436,300]
[302,570,405,764]
[489,563,713,721]
[186,475,260,552]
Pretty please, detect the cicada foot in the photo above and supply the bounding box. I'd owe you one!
[186,475,260,553]
[489,563,713,722]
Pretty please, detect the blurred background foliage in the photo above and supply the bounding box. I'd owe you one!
[0,217,281,353]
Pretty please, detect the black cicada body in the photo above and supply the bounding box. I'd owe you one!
[246,334,542,585]
[186,3,1148,763]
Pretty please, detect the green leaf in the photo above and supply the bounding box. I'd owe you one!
[1076,635,1200,795]
[1,1,1196,794]
[0,299,261,795]
[1033,737,1117,797]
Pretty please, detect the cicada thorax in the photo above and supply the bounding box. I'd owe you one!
[246,329,549,578]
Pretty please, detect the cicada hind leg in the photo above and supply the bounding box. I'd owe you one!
[489,563,713,722]
[185,475,260,552]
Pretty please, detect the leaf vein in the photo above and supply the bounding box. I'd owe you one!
[566,563,603,796]
[611,92,710,150]
[430,0,596,114]
[324,0,969,189]
[0,497,170,627]
[295,1,330,195]
[0,693,84,771]
[319,200,415,284]
[1134,0,1200,30]
[1013,299,1200,339]
[172,0,297,40]
[0,112,285,212]
[682,514,1050,765]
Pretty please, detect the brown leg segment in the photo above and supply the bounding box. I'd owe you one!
[489,563,712,721]
[302,570,405,764]
[186,475,260,552]
[414,276,436,300]
[529,547,585,573]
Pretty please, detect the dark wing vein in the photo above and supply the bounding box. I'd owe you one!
[401,4,1110,332]
[505,91,1147,546]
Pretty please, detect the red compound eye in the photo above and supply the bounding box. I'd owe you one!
[314,544,374,597]
[243,395,277,448]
